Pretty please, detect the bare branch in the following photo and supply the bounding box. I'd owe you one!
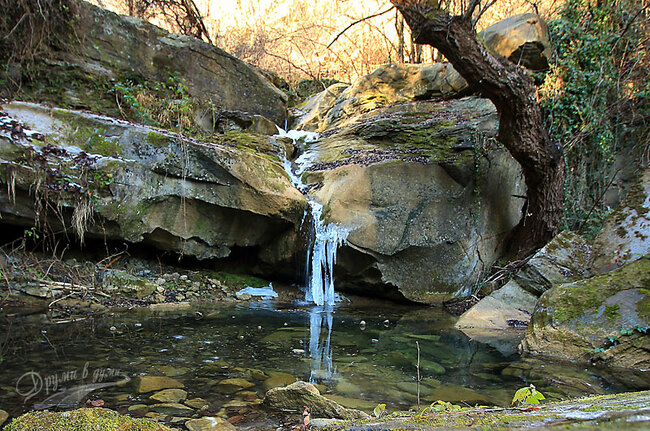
[327,6,395,49]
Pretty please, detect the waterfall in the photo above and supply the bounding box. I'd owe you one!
[276,128,349,306]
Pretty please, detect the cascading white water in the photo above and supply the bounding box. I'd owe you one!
[276,127,349,306]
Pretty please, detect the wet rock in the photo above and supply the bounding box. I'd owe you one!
[148,302,192,312]
[185,417,236,431]
[150,388,188,403]
[263,371,296,391]
[247,368,268,381]
[479,13,552,71]
[396,382,436,397]
[216,378,255,393]
[458,328,526,357]
[154,365,189,377]
[183,398,209,410]
[420,359,446,375]
[2,408,171,430]
[148,402,194,416]
[455,280,538,329]
[335,380,362,396]
[264,381,369,420]
[514,231,591,295]
[103,270,156,299]
[591,170,650,274]
[133,376,185,393]
[423,383,490,405]
[127,404,149,415]
[323,395,377,412]
[522,256,650,371]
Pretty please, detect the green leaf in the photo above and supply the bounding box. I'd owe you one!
[512,387,531,405]
[373,403,386,418]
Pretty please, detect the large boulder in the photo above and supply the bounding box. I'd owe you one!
[0,101,307,262]
[5,1,287,125]
[456,280,538,330]
[263,381,368,420]
[479,13,552,71]
[298,63,468,132]
[521,256,650,372]
[301,97,524,303]
[590,169,650,274]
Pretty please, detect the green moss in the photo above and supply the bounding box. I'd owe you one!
[550,256,650,324]
[52,110,123,157]
[4,408,171,431]
[146,131,171,147]
[214,131,278,159]
[84,134,123,157]
[604,304,620,321]
[637,288,650,320]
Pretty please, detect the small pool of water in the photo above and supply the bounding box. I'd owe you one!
[0,298,645,428]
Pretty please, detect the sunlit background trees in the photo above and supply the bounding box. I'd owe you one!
[90,0,563,83]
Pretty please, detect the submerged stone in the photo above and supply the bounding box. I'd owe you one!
[148,402,195,416]
[185,417,236,431]
[184,398,210,410]
[263,372,296,391]
[216,378,255,393]
[134,376,185,393]
[149,388,188,403]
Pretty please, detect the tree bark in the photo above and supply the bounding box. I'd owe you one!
[390,1,565,257]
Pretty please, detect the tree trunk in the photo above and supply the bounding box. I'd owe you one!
[390,2,564,257]
[396,12,405,63]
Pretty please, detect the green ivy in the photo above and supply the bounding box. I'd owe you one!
[539,0,649,236]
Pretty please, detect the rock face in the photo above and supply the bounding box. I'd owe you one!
[590,170,650,274]
[302,97,524,303]
[514,231,592,296]
[8,1,287,125]
[521,256,650,371]
[264,381,369,420]
[479,13,552,71]
[0,102,307,262]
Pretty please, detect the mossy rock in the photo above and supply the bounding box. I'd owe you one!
[522,256,650,370]
[4,408,171,431]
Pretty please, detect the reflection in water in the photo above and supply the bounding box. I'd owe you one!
[308,305,335,382]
